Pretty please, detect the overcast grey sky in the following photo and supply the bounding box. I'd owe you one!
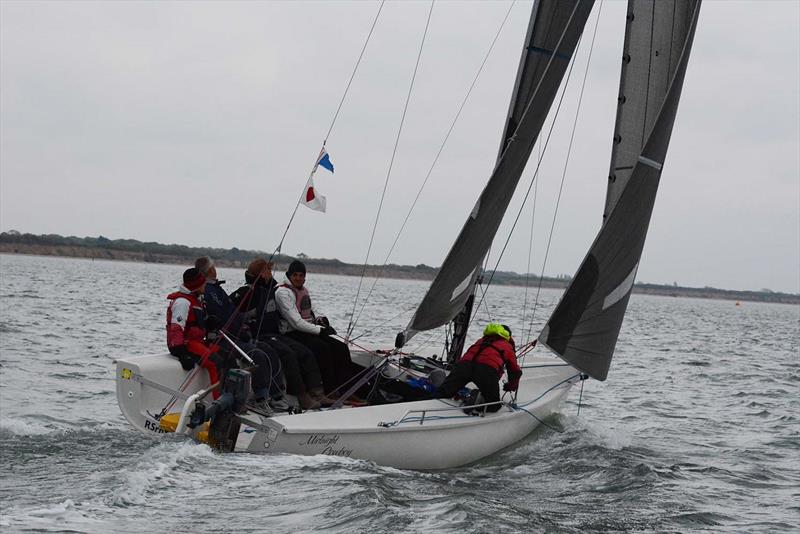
[1,1,798,294]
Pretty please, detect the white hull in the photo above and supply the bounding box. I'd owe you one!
[116,351,579,469]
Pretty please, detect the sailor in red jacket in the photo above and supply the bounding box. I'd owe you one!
[436,323,522,412]
[166,267,222,397]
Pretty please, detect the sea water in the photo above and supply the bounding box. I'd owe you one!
[0,254,797,533]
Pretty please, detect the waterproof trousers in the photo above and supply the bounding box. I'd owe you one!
[257,334,323,395]
[287,331,357,395]
[436,361,502,413]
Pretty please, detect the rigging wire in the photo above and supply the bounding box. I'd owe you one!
[346,303,418,343]
[325,1,386,143]
[345,0,436,340]
[408,327,446,357]
[172,4,390,401]
[346,1,517,337]
[520,138,542,344]
[273,1,385,258]
[470,1,604,347]
[466,32,584,331]
[453,0,586,341]
[526,0,604,348]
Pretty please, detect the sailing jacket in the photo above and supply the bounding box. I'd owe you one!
[230,273,282,338]
[166,286,210,357]
[204,278,247,338]
[275,278,324,335]
[460,335,522,388]
[165,286,223,398]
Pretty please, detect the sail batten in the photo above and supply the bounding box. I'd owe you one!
[402,0,595,342]
[539,0,701,381]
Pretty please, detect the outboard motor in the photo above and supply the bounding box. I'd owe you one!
[187,368,251,452]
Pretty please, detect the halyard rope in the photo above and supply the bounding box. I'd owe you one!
[347,0,517,337]
[274,1,386,257]
[346,0,436,340]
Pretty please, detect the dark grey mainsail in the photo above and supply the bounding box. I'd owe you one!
[538,0,701,381]
[401,0,595,343]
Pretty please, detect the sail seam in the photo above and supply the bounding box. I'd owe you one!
[527,45,571,61]
[638,155,662,170]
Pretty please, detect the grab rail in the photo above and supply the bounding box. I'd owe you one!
[378,399,511,428]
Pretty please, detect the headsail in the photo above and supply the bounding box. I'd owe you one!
[538,0,702,380]
[401,0,595,343]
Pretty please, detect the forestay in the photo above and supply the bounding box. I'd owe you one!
[402,0,595,343]
[538,0,702,380]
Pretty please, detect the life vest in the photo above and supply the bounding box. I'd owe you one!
[280,283,314,321]
[166,291,206,351]
[166,291,222,399]
[231,280,282,336]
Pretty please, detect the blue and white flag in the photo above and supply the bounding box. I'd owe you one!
[316,148,334,173]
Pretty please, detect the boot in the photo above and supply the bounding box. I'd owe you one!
[298,391,320,410]
[309,388,335,406]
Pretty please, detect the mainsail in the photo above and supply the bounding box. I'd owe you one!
[538,0,702,380]
[401,0,595,344]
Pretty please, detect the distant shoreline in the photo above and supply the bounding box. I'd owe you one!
[1,232,798,305]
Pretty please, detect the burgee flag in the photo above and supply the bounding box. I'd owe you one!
[316,148,334,173]
[302,175,327,212]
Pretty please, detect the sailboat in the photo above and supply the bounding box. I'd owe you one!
[116,0,701,469]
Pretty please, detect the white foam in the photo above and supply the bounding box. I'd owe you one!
[568,415,634,450]
[111,441,216,506]
[0,416,59,436]
[0,499,102,532]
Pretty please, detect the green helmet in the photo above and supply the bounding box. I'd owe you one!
[483,322,511,341]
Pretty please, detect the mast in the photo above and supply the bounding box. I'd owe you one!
[538,0,702,380]
[397,0,595,351]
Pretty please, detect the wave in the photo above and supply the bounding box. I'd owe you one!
[0,499,103,532]
[0,416,128,438]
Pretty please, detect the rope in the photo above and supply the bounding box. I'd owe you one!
[512,403,563,433]
[468,27,584,332]
[346,0,517,336]
[347,303,418,343]
[273,2,385,257]
[527,1,604,341]
[346,0,436,340]
[577,376,585,416]
[325,1,386,143]
[521,139,542,344]
[408,328,446,357]
[461,0,587,340]
[515,373,580,409]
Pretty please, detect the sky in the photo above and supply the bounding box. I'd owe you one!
[1,1,798,294]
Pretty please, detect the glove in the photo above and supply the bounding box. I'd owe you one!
[173,346,197,371]
[319,325,337,337]
[503,380,518,392]
[315,316,330,327]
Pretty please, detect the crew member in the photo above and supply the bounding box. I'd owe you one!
[436,323,522,413]
[231,258,328,410]
[275,260,359,398]
[194,257,287,413]
[165,267,225,399]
